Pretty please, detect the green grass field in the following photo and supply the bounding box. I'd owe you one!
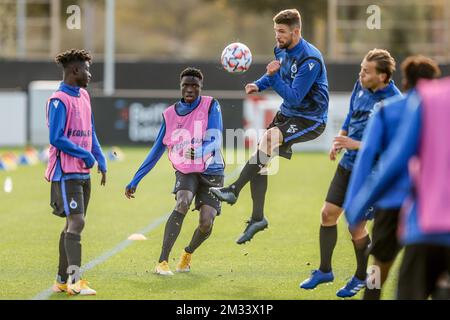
[0,147,401,300]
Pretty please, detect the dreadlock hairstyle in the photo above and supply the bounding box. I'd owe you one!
[55,49,92,68]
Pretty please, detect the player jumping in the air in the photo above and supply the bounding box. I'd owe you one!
[210,9,329,244]
[300,49,401,298]
[125,67,225,276]
[46,49,107,296]
[343,55,441,300]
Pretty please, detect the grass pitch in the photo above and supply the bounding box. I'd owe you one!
[0,147,401,300]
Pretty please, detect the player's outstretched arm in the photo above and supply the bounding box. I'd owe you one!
[253,73,271,93]
[124,120,167,199]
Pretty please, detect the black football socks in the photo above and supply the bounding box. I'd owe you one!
[159,210,186,263]
[64,232,82,283]
[185,226,212,254]
[353,234,371,281]
[319,225,337,273]
[57,231,68,283]
[250,173,267,222]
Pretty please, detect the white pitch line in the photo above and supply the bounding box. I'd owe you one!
[31,164,243,300]
[31,214,170,300]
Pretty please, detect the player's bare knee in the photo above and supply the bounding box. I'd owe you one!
[68,215,85,234]
[175,197,192,214]
[199,207,216,232]
[199,212,214,232]
[73,220,84,234]
[175,200,189,214]
[349,224,367,240]
[199,217,213,233]
[321,206,340,226]
[175,190,193,214]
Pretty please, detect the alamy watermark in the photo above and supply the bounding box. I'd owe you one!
[366,265,381,290]
[367,5,381,30]
[67,265,81,283]
[66,5,81,30]
[165,123,281,175]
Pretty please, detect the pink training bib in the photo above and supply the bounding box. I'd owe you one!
[414,77,450,232]
[45,88,93,181]
[162,96,213,174]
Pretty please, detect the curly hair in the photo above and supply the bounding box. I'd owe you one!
[180,67,203,81]
[55,49,92,68]
[401,55,441,90]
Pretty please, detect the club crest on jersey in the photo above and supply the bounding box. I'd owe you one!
[291,63,297,74]
[289,60,298,79]
[373,101,382,111]
[69,198,78,209]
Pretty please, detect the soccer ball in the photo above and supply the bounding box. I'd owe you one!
[221,42,252,73]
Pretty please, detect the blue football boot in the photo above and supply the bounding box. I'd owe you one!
[300,269,334,290]
[336,276,366,298]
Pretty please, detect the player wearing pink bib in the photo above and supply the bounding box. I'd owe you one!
[125,68,224,275]
[46,49,107,296]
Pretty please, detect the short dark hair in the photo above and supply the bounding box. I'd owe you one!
[364,48,396,83]
[55,49,92,68]
[180,67,203,81]
[273,9,301,29]
[401,55,441,90]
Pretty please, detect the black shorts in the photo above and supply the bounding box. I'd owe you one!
[370,208,403,262]
[173,171,224,214]
[50,179,91,218]
[325,164,351,208]
[397,244,450,299]
[267,111,326,159]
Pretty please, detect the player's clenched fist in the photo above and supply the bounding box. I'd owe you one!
[245,83,259,94]
[266,60,281,76]
[125,186,136,199]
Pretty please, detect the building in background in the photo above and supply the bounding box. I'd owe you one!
[1,0,450,62]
